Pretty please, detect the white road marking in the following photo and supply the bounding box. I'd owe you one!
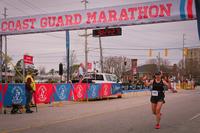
[190,113,200,121]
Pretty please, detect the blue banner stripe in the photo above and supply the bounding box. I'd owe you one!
[180,0,186,19]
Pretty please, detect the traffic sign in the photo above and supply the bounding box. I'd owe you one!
[87,62,92,70]
[23,55,33,64]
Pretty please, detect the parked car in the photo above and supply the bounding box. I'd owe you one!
[84,73,121,84]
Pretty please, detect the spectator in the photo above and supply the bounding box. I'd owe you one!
[25,77,34,113]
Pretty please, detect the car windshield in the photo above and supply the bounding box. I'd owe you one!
[105,74,118,82]
[91,74,104,81]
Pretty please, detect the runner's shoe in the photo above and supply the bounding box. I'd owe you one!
[155,124,160,129]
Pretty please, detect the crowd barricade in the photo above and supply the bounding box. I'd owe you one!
[3,84,26,107]
[34,84,54,104]
[99,83,112,98]
[111,83,122,95]
[0,84,3,109]
[87,84,101,99]
[0,83,122,110]
[73,83,88,101]
[53,83,72,102]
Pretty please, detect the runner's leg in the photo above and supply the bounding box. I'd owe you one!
[155,102,163,124]
[151,103,157,115]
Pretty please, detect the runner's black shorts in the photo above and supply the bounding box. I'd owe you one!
[150,95,165,104]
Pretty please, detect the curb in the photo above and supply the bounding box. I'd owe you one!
[122,90,150,98]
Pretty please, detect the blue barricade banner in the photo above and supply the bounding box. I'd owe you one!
[0,84,3,108]
[53,84,71,101]
[3,84,26,106]
[87,84,101,99]
[111,83,122,95]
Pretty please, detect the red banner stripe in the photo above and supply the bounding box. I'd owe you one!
[187,0,194,19]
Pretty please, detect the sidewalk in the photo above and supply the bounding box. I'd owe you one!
[122,89,150,98]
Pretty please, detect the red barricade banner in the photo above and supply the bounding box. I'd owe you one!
[73,83,88,101]
[2,84,8,107]
[34,84,53,104]
[100,83,112,97]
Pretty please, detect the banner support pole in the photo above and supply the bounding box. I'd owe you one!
[195,0,200,40]
[0,35,2,83]
[66,31,70,82]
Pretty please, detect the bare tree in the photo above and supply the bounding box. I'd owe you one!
[63,50,77,68]
[38,66,46,75]
[103,56,131,78]
[185,58,200,78]
[146,58,170,66]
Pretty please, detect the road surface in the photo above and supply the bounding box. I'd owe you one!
[0,87,200,133]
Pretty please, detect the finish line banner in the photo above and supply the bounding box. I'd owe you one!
[0,0,196,35]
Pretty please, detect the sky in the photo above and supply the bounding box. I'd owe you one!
[0,0,199,72]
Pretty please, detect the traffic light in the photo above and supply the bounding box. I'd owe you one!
[124,61,127,66]
[164,48,168,57]
[183,48,188,56]
[149,49,152,57]
[59,63,63,75]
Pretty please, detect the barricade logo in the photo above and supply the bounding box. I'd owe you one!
[91,85,97,97]
[57,85,66,100]
[104,85,109,96]
[77,85,83,98]
[38,86,47,102]
[113,85,120,91]
[11,86,23,104]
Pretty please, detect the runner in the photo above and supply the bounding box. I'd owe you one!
[144,71,170,129]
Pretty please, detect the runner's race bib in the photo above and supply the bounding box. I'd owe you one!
[151,90,158,96]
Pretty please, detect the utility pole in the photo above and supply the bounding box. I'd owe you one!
[70,50,75,79]
[3,7,8,83]
[99,36,103,73]
[182,34,186,70]
[80,0,89,75]
[22,59,25,83]
[157,52,161,71]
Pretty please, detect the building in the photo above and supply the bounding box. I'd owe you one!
[185,48,200,80]
[187,48,200,65]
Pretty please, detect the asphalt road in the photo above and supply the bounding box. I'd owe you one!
[0,87,200,133]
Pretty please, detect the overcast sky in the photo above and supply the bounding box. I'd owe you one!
[0,0,199,71]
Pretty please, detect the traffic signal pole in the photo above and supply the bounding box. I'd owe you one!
[182,34,185,70]
[66,31,70,82]
[3,7,8,83]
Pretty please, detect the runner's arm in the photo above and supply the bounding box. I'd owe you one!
[144,80,153,87]
[163,80,171,89]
